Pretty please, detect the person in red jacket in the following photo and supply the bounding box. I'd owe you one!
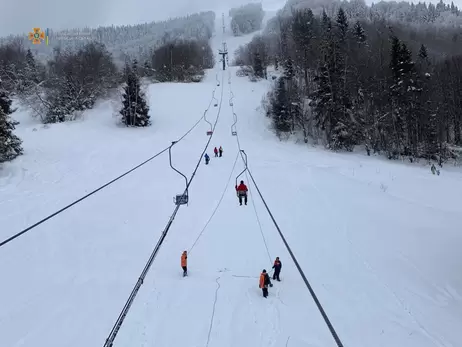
[235,180,248,206]
[214,147,218,157]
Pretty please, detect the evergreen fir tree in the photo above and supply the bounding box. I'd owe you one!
[336,8,349,44]
[120,60,150,127]
[25,49,36,71]
[0,88,23,163]
[311,63,333,132]
[20,49,40,93]
[292,8,315,87]
[253,52,264,78]
[271,78,291,134]
[426,112,438,159]
[0,88,15,115]
[144,60,153,77]
[283,56,295,80]
[418,44,428,60]
[353,21,366,44]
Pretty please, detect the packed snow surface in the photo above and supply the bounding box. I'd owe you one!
[1,9,462,347]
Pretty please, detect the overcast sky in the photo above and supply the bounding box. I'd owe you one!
[1,0,461,37]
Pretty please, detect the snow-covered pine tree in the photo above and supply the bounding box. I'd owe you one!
[271,78,291,136]
[0,87,23,163]
[353,21,366,44]
[291,8,315,88]
[144,60,154,77]
[253,52,264,78]
[336,8,349,44]
[418,44,428,60]
[0,87,15,116]
[283,56,294,80]
[120,60,150,127]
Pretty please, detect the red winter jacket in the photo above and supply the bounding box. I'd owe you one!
[235,183,248,193]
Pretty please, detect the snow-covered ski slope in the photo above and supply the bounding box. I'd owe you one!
[1,8,462,347]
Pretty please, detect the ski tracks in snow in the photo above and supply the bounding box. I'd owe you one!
[205,276,222,347]
[204,270,283,347]
[308,168,448,347]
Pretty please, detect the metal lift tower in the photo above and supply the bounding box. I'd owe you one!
[218,42,228,71]
[222,13,226,33]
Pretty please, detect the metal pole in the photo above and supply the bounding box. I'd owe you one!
[235,150,248,186]
[168,141,188,199]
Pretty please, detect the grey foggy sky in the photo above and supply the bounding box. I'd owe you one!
[0,0,461,37]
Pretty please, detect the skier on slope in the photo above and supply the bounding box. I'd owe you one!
[272,257,282,281]
[204,153,210,165]
[181,251,188,276]
[235,180,248,206]
[214,147,218,157]
[259,269,272,298]
[218,146,223,157]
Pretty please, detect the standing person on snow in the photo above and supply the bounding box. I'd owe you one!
[181,251,188,276]
[204,153,210,165]
[259,269,272,298]
[214,147,218,157]
[219,146,223,157]
[272,257,282,281]
[235,180,248,205]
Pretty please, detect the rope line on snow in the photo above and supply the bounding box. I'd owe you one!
[188,150,240,254]
[227,67,345,347]
[0,84,221,249]
[205,276,221,347]
[102,71,225,347]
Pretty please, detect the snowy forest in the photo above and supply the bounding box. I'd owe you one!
[0,11,216,163]
[230,3,265,36]
[0,11,216,64]
[234,0,462,165]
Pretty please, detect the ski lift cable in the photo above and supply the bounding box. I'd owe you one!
[188,150,240,254]
[102,70,225,347]
[0,73,221,249]
[244,169,272,264]
[228,68,344,347]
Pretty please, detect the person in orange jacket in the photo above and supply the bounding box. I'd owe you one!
[214,147,218,157]
[181,251,188,277]
[235,180,248,206]
[259,269,272,298]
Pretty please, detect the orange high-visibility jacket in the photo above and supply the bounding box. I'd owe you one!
[259,273,265,288]
[181,252,187,267]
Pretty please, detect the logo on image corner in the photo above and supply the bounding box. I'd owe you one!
[28,28,49,45]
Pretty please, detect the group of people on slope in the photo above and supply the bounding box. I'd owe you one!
[204,145,249,207]
[204,146,223,165]
[259,257,282,298]
[181,251,283,298]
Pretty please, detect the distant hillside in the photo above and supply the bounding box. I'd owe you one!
[264,0,462,57]
[265,0,461,31]
[0,11,216,64]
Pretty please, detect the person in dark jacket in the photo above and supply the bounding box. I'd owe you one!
[204,153,210,165]
[218,146,223,157]
[235,180,248,206]
[259,269,272,298]
[272,257,282,281]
